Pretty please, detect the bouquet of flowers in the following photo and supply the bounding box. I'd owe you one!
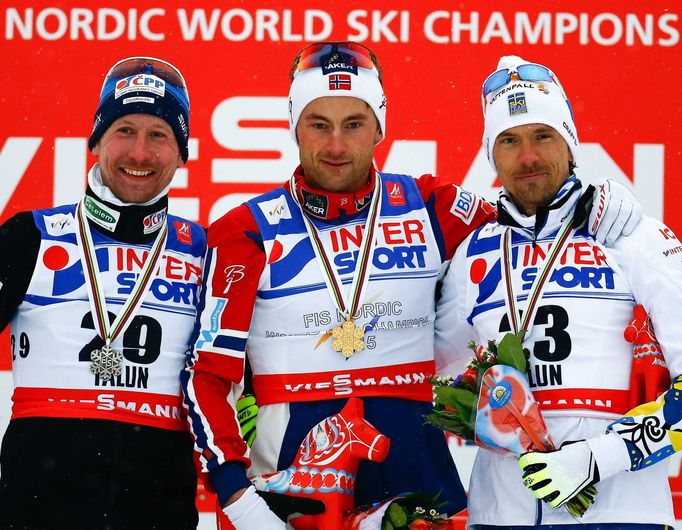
[341,492,455,530]
[426,333,597,518]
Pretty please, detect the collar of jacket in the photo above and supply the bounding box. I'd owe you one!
[290,165,377,224]
[496,175,590,242]
[83,186,169,245]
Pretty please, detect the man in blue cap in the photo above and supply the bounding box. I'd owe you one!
[0,57,204,529]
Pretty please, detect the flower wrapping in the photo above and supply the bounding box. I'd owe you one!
[427,332,597,518]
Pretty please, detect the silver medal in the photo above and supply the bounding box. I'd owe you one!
[90,344,123,380]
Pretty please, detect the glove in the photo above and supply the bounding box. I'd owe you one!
[519,440,600,509]
[220,486,326,529]
[624,304,671,410]
[221,486,286,530]
[256,490,325,522]
[236,394,259,447]
[588,179,642,247]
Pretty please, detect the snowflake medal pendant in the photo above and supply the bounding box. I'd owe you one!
[90,342,124,380]
[331,317,365,359]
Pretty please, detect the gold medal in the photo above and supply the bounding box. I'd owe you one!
[331,317,365,359]
[289,174,383,361]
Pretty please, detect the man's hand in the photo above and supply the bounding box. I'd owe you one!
[222,486,286,530]
[519,441,600,508]
[256,490,326,522]
[220,486,326,530]
[236,394,259,447]
[588,179,642,246]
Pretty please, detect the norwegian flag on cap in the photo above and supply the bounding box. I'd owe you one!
[328,74,351,90]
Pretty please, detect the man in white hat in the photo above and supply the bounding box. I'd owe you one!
[183,45,642,529]
[435,55,680,528]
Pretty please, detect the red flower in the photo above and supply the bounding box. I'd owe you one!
[461,368,477,385]
[409,519,434,530]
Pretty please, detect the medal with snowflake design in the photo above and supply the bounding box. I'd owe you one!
[331,318,365,359]
[90,343,123,380]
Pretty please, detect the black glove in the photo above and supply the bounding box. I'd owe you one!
[257,490,326,522]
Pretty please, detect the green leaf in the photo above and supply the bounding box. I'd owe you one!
[387,502,408,527]
[496,333,527,372]
[436,386,476,412]
[433,386,459,409]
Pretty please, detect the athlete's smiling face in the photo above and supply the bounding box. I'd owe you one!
[93,114,182,204]
[296,96,382,194]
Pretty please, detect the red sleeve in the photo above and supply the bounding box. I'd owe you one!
[183,203,265,484]
[415,174,496,261]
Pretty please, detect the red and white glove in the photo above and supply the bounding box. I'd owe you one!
[624,304,670,410]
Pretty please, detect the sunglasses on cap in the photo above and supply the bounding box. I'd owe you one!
[289,41,382,81]
[482,63,564,99]
[101,56,189,102]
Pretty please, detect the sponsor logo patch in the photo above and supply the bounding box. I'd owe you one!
[660,227,678,241]
[321,51,358,76]
[223,264,246,294]
[174,221,192,244]
[258,197,292,225]
[449,187,478,225]
[301,189,329,218]
[387,182,406,206]
[508,92,528,116]
[663,245,682,257]
[115,74,165,99]
[143,209,167,234]
[83,196,120,232]
[44,212,75,236]
[122,96,155,105]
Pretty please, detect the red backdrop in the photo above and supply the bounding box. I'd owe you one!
[2,0,681,523]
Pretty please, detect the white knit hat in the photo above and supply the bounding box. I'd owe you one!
[482,55,578,172]
[288,59,386,145]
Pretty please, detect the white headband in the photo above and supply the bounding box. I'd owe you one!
[288,67,386,145]
[482,55,578,172]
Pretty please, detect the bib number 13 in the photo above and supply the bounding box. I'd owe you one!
[499,304,571,362]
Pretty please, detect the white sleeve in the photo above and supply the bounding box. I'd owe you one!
[435,241,477,377]
[606,216,682,378]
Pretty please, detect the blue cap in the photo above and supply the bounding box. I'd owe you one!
[88,59,190,162]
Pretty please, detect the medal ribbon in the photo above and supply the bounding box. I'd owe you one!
[501,216,575,341]
[290,174,383,320]
[74,199,168,345]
